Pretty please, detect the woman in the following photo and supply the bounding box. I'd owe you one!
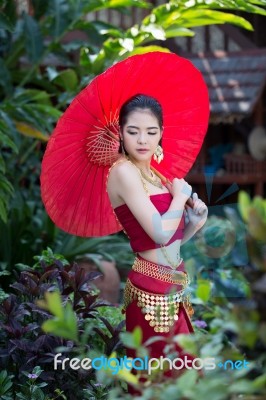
[107,94,208,392]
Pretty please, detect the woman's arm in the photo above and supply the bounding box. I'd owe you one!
[181,193,208,245]
[107,161,190,245]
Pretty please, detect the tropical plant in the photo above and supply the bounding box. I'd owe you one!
[38,283,266,400]
[1,0,266,225]
[181,212,250,302]
[0,249,125,399]
[238,191,266,239]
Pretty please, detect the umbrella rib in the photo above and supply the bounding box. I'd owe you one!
[43,157,86,199]
[95,77,108,126]
[45,138,87,158]
[43,153,87,211]
[83,163,99,237]
[51,157,89,227]
[68,161,93,235]
[43,145,86,175]
[75,96,103,126]
[112,60,135,111]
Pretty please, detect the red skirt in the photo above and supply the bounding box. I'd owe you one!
[123,255,195,395]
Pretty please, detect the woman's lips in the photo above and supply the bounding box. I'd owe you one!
[136,149,149,153]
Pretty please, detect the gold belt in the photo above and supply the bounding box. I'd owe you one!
[132,257,190,285]
[123,278,193,333]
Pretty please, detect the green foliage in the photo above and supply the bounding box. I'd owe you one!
[1,1,266,398]
[16,367,47,400]
[0,188,132,283]
[182,211,250,300]
[120,326,143,349]
[40,291,78,341]
[238,190,252,222]
[238,190,266,242]
[0,249,125,398]
[0,0,266,228]
[0,370,13,400]
[196,279,212,302]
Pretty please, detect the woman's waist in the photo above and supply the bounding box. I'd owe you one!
[128,254,190,294]
[137,241,182,267]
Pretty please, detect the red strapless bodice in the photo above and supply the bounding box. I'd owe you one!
[114,193,185,252]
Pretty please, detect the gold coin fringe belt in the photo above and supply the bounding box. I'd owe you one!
[123,278,194,333]
[132,257,190,285]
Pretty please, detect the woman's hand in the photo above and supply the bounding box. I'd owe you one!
[165,178,192,202]
[185,192,208,228]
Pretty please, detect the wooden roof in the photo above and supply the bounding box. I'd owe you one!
[189,48,266,124]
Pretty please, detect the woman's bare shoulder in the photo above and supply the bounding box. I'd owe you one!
[108,157,138,182]
[107,158,140,207]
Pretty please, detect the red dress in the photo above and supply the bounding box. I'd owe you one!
[114,193,195,395]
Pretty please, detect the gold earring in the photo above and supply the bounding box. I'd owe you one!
[153,145,164,164]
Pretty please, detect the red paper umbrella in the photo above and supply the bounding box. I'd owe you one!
[41,51,209,237]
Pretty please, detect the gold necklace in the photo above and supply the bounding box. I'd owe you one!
[160,245,183,270]
[125,156,163,189]
[139,168,163,189]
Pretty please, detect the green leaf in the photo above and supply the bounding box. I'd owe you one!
[31,366,43,378]
[0,12,15,31]
[0,58,13,95]
[84,0,150,13]
[0,197,8,224]
[228,379,256,394]
[175,369,198,395]
[253,196,266,219]
[108,0,149,7]
[42,316,77,341]
[13,89,52,105]
[252,373,266,389]
[42,291,64,318]
[180,9,254,31]
[0,156,5,173]
[196,279,212,302]
[204,0,266,16]
[165,26,194,38]
[86,49,107,75]
[238,191,251,222]
[90,20,124,38]
[0,177,14,196]
[40,291,78,342]
[23,13,44,62]
[0,127,18,153]
[125,45,171,57]
[120,326,142,349]
[50,0,69,38]
[51,69,78,91]
[174,333,197,355]
[24,104,62,119]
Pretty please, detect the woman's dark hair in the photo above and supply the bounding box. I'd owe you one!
[118,94,163,154]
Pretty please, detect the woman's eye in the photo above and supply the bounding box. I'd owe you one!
[148,132,157,135]
[128,131,137,135]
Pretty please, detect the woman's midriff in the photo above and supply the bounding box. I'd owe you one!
[137,238,182,266]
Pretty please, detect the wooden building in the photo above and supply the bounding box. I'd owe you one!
[186,49,266,203]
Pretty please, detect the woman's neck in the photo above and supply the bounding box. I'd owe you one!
[125,155,152,176]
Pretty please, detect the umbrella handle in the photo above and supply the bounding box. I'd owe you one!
[150,166,193,208]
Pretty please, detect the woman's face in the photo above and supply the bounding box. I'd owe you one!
[120,108,162,162]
